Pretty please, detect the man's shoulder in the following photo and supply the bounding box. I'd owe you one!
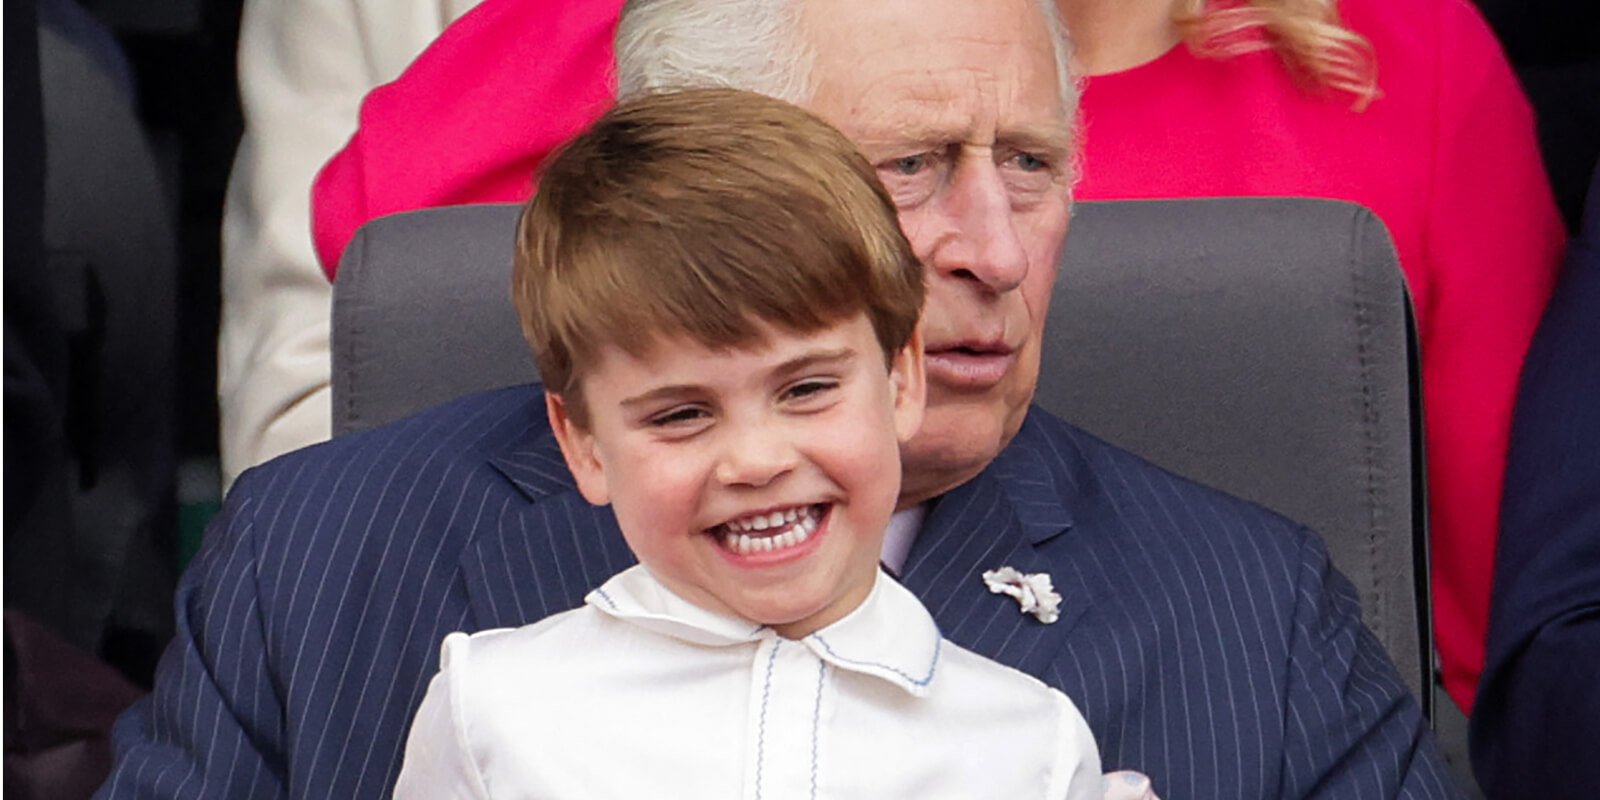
[230,384,564,501]
[215,385,580,591]
[995,407,1319,601]
[1004,410,1451,799]
[1004,407,1308,539]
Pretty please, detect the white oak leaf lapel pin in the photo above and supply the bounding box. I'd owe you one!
[982,566,1062,624]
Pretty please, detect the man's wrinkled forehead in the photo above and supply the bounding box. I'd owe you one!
[844,81,1072,158]
[799,0,1071,150]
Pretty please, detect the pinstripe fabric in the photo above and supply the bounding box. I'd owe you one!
[901,415,1458,798]
[99,385,1457,799]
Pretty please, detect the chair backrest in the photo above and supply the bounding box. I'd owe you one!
[332,197,1430,702]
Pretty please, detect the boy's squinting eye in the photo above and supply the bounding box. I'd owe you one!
[647,406,710,428]
[781,378,839,405]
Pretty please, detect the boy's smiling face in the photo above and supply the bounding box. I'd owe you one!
[548,314,925,639]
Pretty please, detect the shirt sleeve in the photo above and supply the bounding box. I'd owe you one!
[1048,689,1104,800]
[394,633,492,799]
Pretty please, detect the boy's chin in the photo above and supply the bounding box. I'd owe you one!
[733,572,877,640]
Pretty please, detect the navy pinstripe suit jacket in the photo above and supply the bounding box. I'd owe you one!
[100,386,1457,799]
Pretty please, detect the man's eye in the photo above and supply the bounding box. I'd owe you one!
[890,154,929,175]
[1014,152,1048,172]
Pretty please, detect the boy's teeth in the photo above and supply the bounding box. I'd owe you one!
[724,504,817,534]
[719,507,822,555]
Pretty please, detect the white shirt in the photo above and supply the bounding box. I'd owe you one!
[395,566,1102,799]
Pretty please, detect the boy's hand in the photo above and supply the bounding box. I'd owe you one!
[1103,771,1159,800]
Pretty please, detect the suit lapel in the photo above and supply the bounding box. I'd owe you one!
[460,431,637,631]
[899,418,1096,678]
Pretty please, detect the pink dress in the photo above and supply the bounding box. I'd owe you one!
[310,0,1564,711]
[311,0,622,275]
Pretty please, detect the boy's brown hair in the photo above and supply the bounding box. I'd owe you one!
[513,88,924,427]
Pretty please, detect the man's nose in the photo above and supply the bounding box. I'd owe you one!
[714,421,797,488]
[927,160,1029,293]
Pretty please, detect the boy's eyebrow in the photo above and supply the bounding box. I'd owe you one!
[617,346,859,410]
[770,346,856,379]
[619,384,705,411]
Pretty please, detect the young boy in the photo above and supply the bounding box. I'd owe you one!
[393,88,1133,799]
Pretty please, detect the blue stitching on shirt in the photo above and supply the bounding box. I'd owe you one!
[808,628,941,687]
[810,659,826,799]
[755,639,782,800]
[593,586,618,610]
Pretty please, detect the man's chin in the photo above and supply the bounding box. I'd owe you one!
[899,407,1011,507]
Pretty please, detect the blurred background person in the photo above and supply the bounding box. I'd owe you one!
[1470,166,1600,800]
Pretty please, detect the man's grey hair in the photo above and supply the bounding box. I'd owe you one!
[615,0,814,105]
[614,0,1078,126]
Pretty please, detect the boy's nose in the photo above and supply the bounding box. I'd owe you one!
[714,424,797,488]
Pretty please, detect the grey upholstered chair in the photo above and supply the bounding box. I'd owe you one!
[331,198,1430,708]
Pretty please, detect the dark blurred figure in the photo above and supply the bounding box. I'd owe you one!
[1474,0,1600,233]
[6,0,81,658]
[31,0,181,676]
[6,612,144,800]
[6,0,183,795]
[1471,167,1600,800]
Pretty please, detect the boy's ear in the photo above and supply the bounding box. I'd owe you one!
[546,392,610,506]
[889,325,926,445]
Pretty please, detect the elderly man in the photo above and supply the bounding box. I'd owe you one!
[100,0,1456,797]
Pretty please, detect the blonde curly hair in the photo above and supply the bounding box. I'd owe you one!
[1174,0,1378,109]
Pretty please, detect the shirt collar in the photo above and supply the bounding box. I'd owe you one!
[586,565,768,647]
[588,566,944,698]
[878,505,927,576]
[800,570,942,698]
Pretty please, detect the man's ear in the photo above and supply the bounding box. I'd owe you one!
[546,392,610,506]
[889,325,926,445]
